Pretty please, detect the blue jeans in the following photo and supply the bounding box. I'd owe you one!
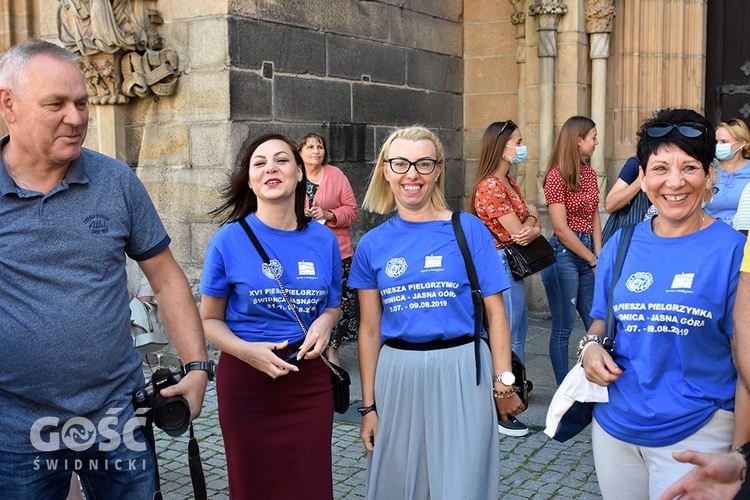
[0,425,157,499]
[498,250,529,365]
[540,233,595,384]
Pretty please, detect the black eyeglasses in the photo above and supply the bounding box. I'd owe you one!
[644,122,706,138]
[386,157,439,175]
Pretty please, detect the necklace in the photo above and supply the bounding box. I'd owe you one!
[654,211,705,234]
[2,147,31,190]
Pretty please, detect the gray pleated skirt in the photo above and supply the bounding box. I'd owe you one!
[365,340,500,500]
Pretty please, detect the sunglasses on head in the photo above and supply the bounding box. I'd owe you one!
[644,122,706,138]
[498,120,516,136]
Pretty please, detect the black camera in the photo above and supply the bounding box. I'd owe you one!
[134,368,190,437]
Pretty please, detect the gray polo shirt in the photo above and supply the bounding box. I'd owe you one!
[0,136,170,453]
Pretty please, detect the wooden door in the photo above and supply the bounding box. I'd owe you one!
[705,1,750,127]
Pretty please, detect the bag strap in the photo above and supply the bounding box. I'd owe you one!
[237,217,344,381]
[603,223,635,350]
[450,211,483,386]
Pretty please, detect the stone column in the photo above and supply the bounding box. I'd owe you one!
[585,0,615,189]
[529,0,568,201]
[508,0,531,200]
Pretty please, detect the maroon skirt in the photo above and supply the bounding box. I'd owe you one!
[216,349,333,500]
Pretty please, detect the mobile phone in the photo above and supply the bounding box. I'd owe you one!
[283,349,302,365]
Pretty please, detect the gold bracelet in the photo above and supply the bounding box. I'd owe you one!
[493,388,516,399]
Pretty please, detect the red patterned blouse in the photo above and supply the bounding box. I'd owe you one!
[543,165,599,234]
[474,175,529,248]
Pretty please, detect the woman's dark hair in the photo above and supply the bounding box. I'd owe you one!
[467,120,518,214]
[636,109,715,173]
[211,133,309,228]
[296,132,328,166]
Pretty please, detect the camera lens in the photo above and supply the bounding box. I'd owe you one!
[153,395,190,437]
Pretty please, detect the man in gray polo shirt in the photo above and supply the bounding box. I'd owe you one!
[0,39,208,498]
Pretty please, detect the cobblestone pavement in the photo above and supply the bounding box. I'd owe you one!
[155,386,601,499]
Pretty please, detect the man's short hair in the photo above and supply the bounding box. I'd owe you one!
[0,39,79,92]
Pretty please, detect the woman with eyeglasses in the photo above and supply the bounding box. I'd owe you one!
[704,118,750,228]
[579,109,749,498]
[349,126,521,499]
[540,116,601,385]
[470,120,538,437]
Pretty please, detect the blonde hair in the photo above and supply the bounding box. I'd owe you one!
[717,119,750,160]
[362,126,447,214]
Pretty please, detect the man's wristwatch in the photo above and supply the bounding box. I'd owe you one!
[493,371,515,386]
[182,360,216,382]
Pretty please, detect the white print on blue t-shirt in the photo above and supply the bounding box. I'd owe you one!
[348,212,509,343]
[385,258,408,278]
[200,214,342,344]
[262,260,283,280]
[298,261,315,275]
[625,272,652,293]
[670,272,694,290]
[590,220,743,447]
[613,301,712,337]
[425,255,442,268]
[380,280,460,314]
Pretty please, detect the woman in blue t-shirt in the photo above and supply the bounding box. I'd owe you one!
[705,118,750,226]
[200,134,342,499]
[349,126,523,499]
[580,109,750,499]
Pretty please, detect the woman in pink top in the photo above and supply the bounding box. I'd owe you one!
[298,133,359,365]
[540,116,602,384]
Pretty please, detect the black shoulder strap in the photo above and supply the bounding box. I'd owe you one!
[604,223,635,347]
[451,211,483,386]
[238,218,271,264]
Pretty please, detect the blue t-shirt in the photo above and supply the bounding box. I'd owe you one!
[591,220,743,447]
[348,212,509,343]
[705,160,750,226]
[0,140,169,453]
[617,156,641,184]
[201,213,342,344]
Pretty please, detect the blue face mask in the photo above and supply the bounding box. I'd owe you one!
[505,145,528,165]
[715,142,739,161]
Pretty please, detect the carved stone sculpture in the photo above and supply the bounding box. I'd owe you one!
[57,0,179,104]
[585,0,616,34]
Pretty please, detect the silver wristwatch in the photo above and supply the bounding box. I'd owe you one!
[494,371,515,386]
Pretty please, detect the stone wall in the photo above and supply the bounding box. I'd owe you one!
[225,0,465,253]
[38,0,464,294]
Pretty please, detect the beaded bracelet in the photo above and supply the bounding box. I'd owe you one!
[493,388,516,399]
[576,334,602,359]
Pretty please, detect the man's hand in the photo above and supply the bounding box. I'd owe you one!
[658,449,745,500]
[160,370,208,421]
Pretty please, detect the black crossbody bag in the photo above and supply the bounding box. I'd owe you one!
[451,211,531,406]
[238,218,351,414]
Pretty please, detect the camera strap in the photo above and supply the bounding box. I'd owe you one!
[147,422,207,500]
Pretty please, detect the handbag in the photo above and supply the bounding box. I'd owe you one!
[495,232,557,281]
[130,298,169,354]
[544,224,635,442]
[238,218,351,414]
[601,190,650,245]
[451,211,530,406]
